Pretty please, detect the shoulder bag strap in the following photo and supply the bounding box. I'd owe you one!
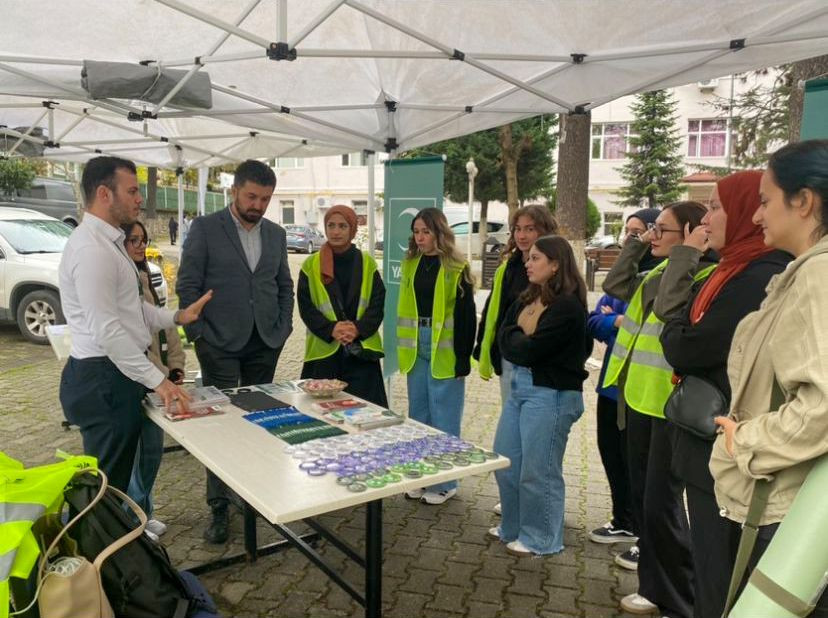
[721,378,786,617]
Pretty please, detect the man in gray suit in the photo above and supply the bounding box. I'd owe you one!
[177,159,293,543]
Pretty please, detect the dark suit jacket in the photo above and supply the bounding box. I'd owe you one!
[176,208,294,352]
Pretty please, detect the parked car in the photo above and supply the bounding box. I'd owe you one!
[285,224,325,253]
[450,220,509,257]
[0,207,168,344]
[0,177,82,227]
[587,235,622,250]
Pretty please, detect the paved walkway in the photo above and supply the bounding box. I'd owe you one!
[0,245,642,618]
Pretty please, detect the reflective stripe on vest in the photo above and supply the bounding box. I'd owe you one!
[478,261,507,380]
[0,453,98,615]
[397,255,464,379]
[300,251,383,362]
[603,261,717,417]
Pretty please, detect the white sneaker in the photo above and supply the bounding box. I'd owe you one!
[487,527,501,540]
[146,519,167,537]
[619,592,658,615]
[144,529,159,543]
[420,488,457,505]
[405,488,425,500]
[493,502,502,515]
[505,539,534,556]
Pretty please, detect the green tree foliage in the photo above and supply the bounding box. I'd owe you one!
[403,116,557,211]
[0,157,37,196]
[615,90,686,208]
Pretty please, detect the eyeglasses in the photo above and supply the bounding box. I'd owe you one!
[647,223,682,240]
[127,236,149,247]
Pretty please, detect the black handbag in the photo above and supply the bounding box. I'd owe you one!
[663,374,728,440]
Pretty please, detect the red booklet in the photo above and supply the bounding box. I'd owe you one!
[163,406,224,422]
[312,399,366,412]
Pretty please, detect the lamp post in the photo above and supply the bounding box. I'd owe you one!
[465,157,478,263]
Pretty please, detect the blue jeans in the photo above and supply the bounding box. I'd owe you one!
[493,364,584,554]
[407,326,465,493]
[127,413,165,518]
[499,359,513,403]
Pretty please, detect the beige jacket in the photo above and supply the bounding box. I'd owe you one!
[139,270,185,375]
[710,236,828,525]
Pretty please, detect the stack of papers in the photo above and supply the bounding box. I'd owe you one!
[146,385,230,413]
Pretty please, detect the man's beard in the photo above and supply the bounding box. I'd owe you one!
[238,208,262,224]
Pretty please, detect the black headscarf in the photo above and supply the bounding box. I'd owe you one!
[627,208,662,272]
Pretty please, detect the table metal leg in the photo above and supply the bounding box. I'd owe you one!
[365,499,383,618]
[243,502,258,562]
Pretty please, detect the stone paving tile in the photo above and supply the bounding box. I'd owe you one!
[0,252,646,618]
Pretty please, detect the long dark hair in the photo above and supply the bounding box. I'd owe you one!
[663,200,707,233]
[767,139,828,239]
[121,220,161,306]
[501,204,559,259]
[520,235,587,307]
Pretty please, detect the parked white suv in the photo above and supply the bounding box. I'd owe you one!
[0,207,168,344]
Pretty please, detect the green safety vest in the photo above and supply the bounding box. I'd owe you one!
[603,261,717,418]
[478,260,508,380]
[300,251,383,362]
[0,452,97,618]
[397,255,464,379]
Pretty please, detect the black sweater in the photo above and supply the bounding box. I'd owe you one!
[498,293,592,391]
[411,260,476,378]
[660,249,792,491]
[473,252,529,375]
[297,246,385,344]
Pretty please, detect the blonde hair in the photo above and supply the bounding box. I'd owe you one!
[405,208,474,289]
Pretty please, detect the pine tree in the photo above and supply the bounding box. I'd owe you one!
[615,90,685,208]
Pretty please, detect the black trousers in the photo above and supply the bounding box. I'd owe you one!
[169,229,177,244]
[626,408,694,618]
[194,328,281,509]
[59,357,146,492]
[596,395,633,531]
[686,484,741,618]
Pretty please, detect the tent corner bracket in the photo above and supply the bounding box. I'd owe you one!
[267,42,297,61]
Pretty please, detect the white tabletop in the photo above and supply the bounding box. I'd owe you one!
[147,384,509,525]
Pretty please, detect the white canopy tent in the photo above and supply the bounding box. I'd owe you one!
[2,0,828,240]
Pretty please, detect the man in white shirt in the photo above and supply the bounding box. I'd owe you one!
[59,156,211,492]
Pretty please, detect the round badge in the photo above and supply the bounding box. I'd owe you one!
[382,473,402,483]
[353,473,371,482]
[421,464,439,475]
[483,451,499,460]
[307,467,326,476]
[452,457,471,467]
[404,468,423,479]
[468,453,486,464]
[434,460,453,470]
[347,482,367,493]
[365,477,386,489]
[336,475,353,485]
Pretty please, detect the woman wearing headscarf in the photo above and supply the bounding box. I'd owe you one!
[297,205,387,406]
[655,171,791,617]
[587,209,659,547]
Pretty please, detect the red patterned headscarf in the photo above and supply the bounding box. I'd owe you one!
[689,171,771,324]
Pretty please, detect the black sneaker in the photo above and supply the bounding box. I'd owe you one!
[589,521,638,544]
[614,544,640,571]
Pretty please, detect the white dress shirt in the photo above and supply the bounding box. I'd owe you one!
[59,213,176,389]
[230,209,262,271]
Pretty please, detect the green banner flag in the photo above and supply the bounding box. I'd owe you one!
[382,156,445,378]
[801,79,828,140]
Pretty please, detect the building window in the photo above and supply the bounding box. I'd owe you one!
[341,152,370,167]
[274,157,304,169]
[687,119,727,157]
[281,200,295,224]
[603,211,624,237]
[351,200,368,216]
[591,123,634,160]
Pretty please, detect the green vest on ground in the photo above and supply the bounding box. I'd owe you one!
[0,452,98,618]
[478,260,508,380]
[300,251,383,362]
[603,261,717,418]
[397,255,464,379]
